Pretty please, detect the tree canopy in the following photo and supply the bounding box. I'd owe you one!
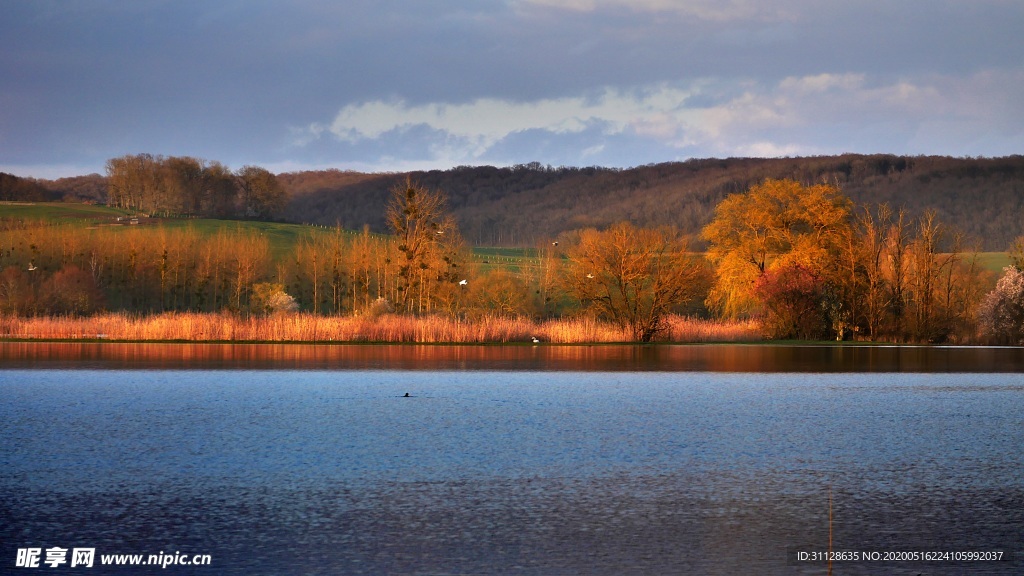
[105,153,285,220]
[702,179,852,317]
[564,222,703,341]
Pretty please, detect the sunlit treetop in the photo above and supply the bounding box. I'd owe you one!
[702,178,852,317]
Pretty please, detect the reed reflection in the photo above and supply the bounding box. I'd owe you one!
[1,342,1022,372]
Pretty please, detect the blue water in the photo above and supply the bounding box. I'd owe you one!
[2,369,1022,575]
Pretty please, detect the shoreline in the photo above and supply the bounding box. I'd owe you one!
[0,337,1011,347]
[2,340,1021,373]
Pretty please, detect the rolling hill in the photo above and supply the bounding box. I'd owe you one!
[13,153,1024,251]
[280,155,1024,251]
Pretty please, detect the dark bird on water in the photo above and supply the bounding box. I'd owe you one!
[403,392,410,397]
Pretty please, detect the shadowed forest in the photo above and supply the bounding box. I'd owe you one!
[1,154,1023,344]
[280,155,1024,251]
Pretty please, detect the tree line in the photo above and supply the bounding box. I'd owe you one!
[1,172,54,202]
[0,178,703,341]
[104,154,287,219]
[1,177,1021,344]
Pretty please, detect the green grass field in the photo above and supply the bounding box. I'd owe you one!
[0,203,337,260]
[975,252,1012,273]
[0,203,542,268]
[470,246,540,272]
[0,202,130,221]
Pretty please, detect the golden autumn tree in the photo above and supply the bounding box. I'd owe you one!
[702,179,852,318]
[345,225,380,313]
[228,231,270,313]
[385,178,466,313]
[1010,235,1024,270]
[564,222,703,342]
[465,268,532,319]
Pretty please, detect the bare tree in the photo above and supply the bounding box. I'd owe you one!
[384,178,463,313]
[565,222,703,342]
[857,204,891,338]
[885,207,911,339]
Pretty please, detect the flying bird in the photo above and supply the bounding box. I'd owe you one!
[27,262,37,271]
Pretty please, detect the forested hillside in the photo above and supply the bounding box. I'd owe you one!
[282,155,1024,250]
[1,172,54,201]
[15,154,1024,251]
[2,173,106,203]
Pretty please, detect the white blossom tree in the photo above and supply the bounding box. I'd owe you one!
[978,266,1024,344]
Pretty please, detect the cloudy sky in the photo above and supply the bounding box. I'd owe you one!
[2,0,1023,178]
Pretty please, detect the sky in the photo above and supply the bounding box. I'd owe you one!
[2,0,1023,179]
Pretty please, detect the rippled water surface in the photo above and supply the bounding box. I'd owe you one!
[2,347,1023,574]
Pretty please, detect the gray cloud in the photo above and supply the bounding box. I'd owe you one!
[1,1,1022,177]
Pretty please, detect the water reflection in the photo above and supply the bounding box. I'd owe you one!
[1,341,1023,371]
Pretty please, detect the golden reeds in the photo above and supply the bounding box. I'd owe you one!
[0,312,761,343]
[664,315,762,342]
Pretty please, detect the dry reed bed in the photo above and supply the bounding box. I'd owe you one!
[0,313,761,343]
[663,315,762,343]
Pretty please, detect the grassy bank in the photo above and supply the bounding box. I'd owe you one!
[0,201,129,221]
[0,313,761,344]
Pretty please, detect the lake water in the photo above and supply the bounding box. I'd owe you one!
[1,343,1022,575]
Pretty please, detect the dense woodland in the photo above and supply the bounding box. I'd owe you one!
[0,172,55,202]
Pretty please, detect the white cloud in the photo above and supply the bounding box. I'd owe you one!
[512,0,795,21]
[682,69,1024,157]
[302,68,1024,167]
[778,73,866,94]
[325,96,592,150]
[734,141,806,157]
[313,85,702,160]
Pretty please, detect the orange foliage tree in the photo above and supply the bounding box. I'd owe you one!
[753,263,831,340]
[563,222,703,342]
[702,179,852,319]
[39,265,105,316]
[385,178,466,313]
